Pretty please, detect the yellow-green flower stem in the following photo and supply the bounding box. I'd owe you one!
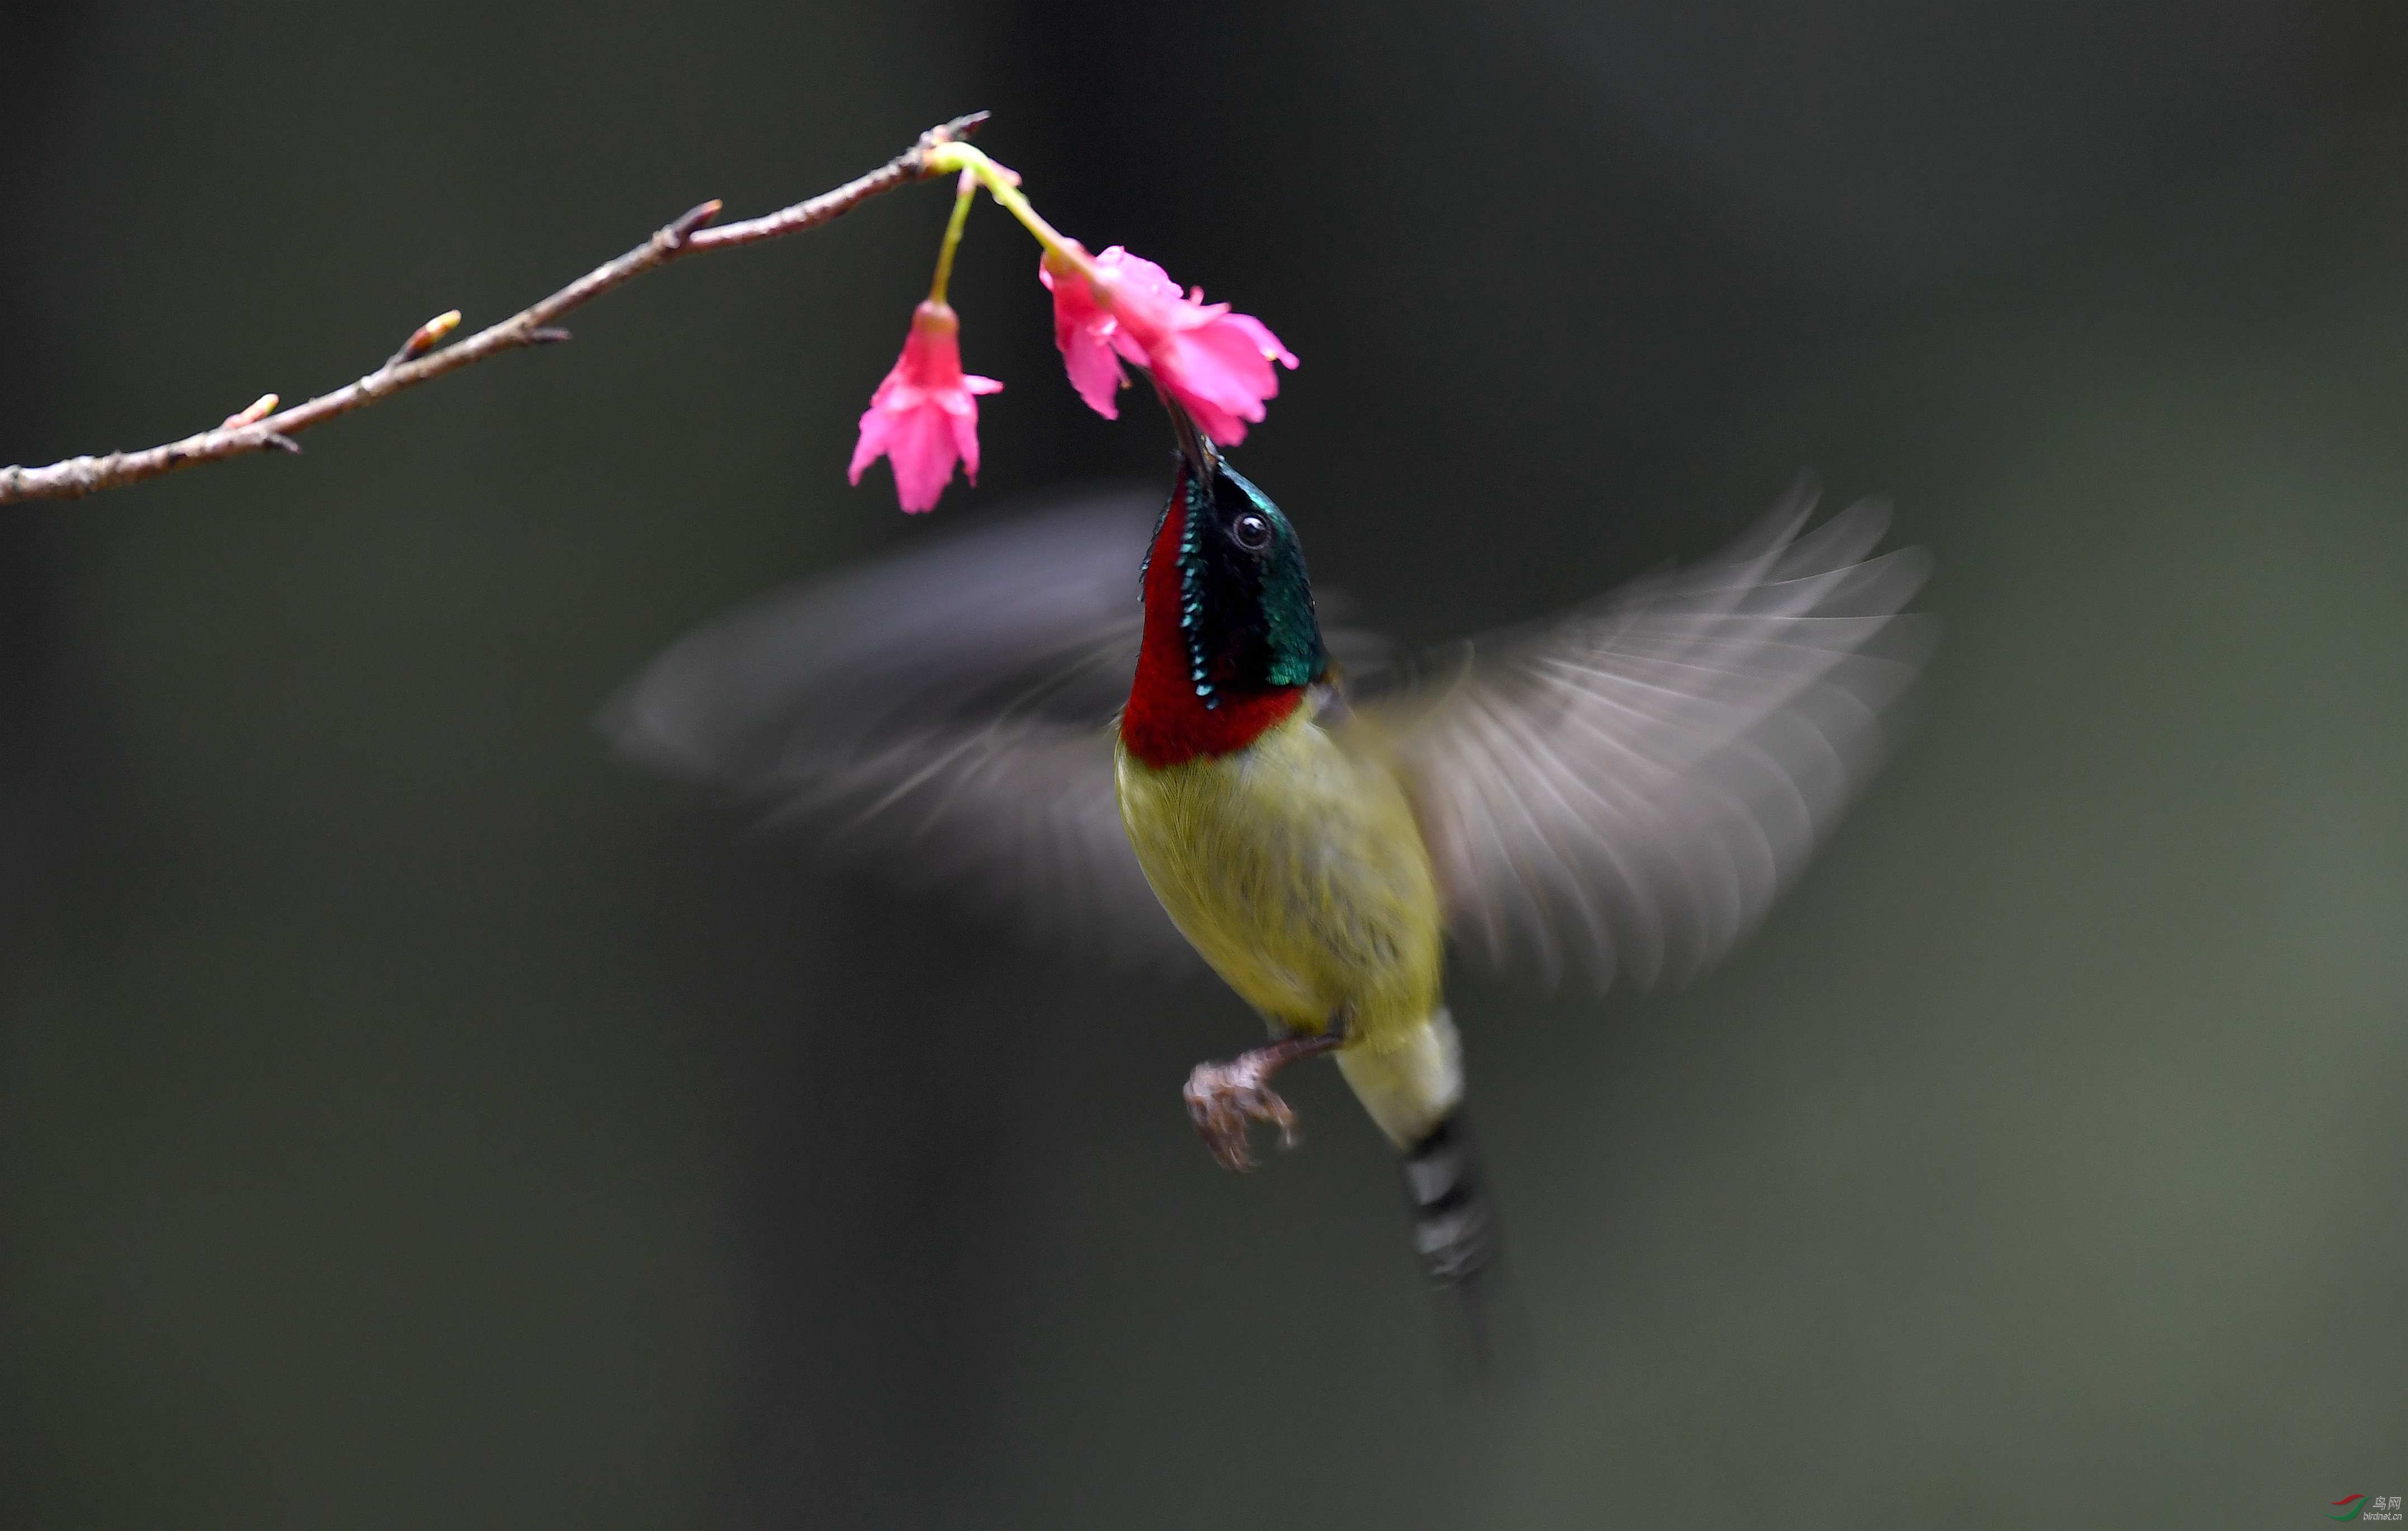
[924,170,977,306]
[927,142,1099,284]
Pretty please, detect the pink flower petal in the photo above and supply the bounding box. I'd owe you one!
[1094,247,1181,301]
[885,404,957,513]
[1224,313,1298,369]
[945,393,984,483]
[1168,386,1250,446]
[847,401,895,483]
[1065,329,1127,418]
[1042,248,1130,418]
[1172,323,1279,408]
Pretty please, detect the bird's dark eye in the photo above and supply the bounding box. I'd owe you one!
[1231,511,1272,551]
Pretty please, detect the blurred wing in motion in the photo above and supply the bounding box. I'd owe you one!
[605,490,1196,967]
[1360,472,1935,994]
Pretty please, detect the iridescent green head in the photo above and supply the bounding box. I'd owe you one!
[1141,457,1328,708]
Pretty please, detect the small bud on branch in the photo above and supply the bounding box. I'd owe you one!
[221,394,281,429]
[386,310,463,367]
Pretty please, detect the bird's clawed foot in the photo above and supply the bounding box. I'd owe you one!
[1184,1055,1300,1171]
[1182,1031,1344,1171]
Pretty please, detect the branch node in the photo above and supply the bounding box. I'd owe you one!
[262,432,303,455]
[926,111,989,149]
[907,112,990,179]
[659,199,724,251]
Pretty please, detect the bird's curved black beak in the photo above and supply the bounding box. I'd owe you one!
[1149,376,1219,483]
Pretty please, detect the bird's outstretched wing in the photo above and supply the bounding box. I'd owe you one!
[1355,473,1935,994]
[603,490,1198,966]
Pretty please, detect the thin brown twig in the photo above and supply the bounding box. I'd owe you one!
[0,112,989,506]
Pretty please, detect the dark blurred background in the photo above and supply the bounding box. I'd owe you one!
[4,1,2405,1525]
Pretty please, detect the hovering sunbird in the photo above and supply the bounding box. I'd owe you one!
[608,411,1932,1289]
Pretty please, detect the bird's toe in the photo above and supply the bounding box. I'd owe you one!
[1184,1057,1302,1171]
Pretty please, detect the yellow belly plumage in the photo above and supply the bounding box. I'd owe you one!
[1112,706,1443,1052]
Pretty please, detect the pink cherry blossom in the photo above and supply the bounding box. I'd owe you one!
[848,300,1002,513]
[1041,244,1297,445]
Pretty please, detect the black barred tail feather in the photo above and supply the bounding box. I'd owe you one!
[1400,1112,1495,1285]
[1401,1111,1527,1386]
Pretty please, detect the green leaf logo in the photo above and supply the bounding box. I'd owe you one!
[2332,1496,2369,1521]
